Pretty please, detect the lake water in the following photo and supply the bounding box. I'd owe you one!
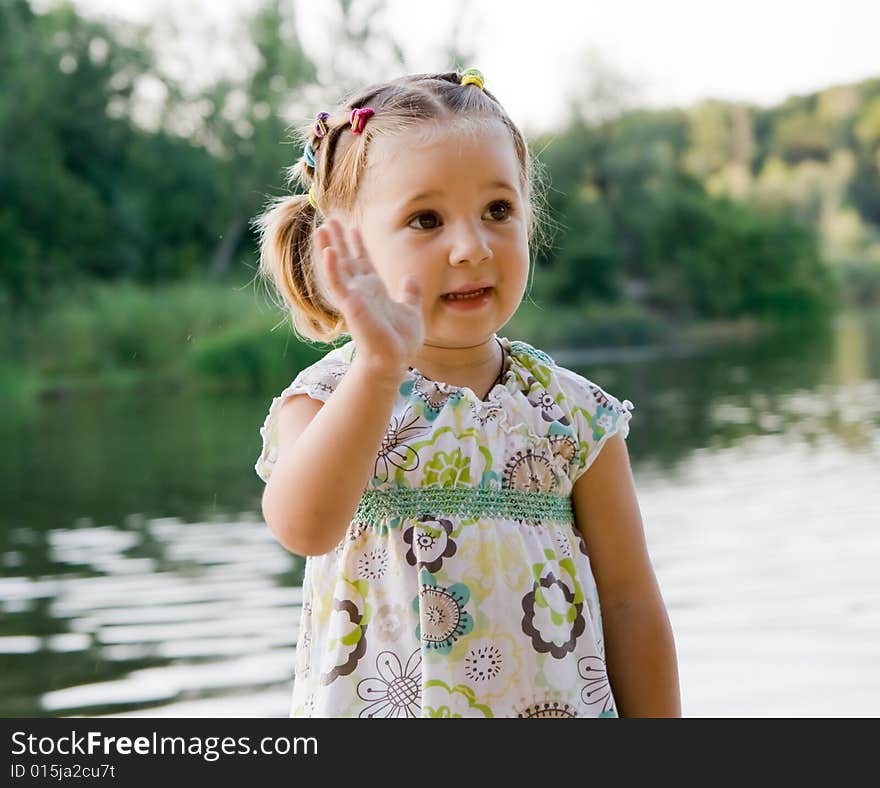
[2,307,878,717]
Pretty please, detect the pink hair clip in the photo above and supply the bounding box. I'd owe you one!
[349,107,375,135]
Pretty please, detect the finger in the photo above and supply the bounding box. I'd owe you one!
[350,228,373,275]
[328,217,354,265]
[323,222,357,280]
[315,224,332,254]
[321,246,348,301]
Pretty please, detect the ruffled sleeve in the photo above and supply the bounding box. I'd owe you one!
[554,366,635,485]
[254,346,352,483]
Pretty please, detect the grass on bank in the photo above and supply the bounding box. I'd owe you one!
[0,278,333,400]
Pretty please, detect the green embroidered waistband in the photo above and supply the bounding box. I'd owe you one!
[353,487,573,525]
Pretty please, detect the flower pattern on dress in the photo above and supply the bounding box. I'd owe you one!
[346,520,370,544]
[572,522,590,557]
[319,578,370,685]
[548,430,578,465]
[400,376,459,421]
[470,400,504,426]
[422,680,493,717]
[355,544,389,580]
[414,569,474,654]
[553,528,573,558]
[374,407,429,481]
[528,386,571,426]
[592,404,621,440]
[502,448,560,513]
[521,553,587,659]
[423,448,473,487]
[403,515,457,572]
[356,648,422,718]
[298,363,347,397]
[301,693,317,717]
[578,654,615,715]
[464,640,504,684]
[516,700,579,718]
[372,603,408,644]
[586,383,631,442]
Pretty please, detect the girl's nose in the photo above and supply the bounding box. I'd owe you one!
[448,220,493,266]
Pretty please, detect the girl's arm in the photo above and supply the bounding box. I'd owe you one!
[572,433,682,717]
[261,357,401,557]
[263,218,424,557]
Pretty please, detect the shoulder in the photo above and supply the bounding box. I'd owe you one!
[507,337,632,420]
[552,363,634,423]
[283,340,355,398]
[254,340,355,483]
[303,338,355,375]
[507,338,556,368]
[505,337,635,481]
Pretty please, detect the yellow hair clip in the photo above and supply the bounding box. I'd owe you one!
[308,185,319,212]
[459,68,485,90]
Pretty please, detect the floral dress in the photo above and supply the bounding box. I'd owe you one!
[255,335,634,718]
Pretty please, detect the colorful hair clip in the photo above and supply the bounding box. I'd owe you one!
[302,141,316,168]
[349,107,375,135]
[459,68,485,90]
[314,111,329,138]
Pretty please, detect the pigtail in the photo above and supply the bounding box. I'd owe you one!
[252,109,353,344]
[253,191,345,343]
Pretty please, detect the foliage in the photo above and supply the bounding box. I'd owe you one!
[1,0,878,399]
[17,278,258,375]
[189,315,329,393]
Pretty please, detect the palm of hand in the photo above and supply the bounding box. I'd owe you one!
[316,218,424,371]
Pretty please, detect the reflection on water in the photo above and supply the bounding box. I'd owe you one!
[1,308,878,717]
[0,517,302,717]
[642,427,880,716]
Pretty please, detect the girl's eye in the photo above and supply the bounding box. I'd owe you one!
[487,199,513,221]
[407,200,514,231]
[409,212,439,231]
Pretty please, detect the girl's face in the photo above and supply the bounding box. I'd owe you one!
[347,120,530,349]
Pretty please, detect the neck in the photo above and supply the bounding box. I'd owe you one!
[411,334,502,387]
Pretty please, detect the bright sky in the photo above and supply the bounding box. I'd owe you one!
[69,0,880,136]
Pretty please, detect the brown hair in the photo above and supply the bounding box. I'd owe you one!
[252,69,552,344]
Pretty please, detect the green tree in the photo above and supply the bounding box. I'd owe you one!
[0,0,150,302]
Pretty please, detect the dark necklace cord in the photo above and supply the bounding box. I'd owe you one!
[491,335,506,387]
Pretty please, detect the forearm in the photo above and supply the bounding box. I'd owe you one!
[262,357,400,556]
[601,593,682,717]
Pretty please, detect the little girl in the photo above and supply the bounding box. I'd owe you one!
[253,69,680,718]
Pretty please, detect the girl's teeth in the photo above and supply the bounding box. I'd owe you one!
[446,288,487,301]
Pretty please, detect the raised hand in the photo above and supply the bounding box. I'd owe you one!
[316,217,424,382]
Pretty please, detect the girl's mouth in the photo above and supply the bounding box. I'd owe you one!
[442,286,491,301]
[441,287,493,309]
